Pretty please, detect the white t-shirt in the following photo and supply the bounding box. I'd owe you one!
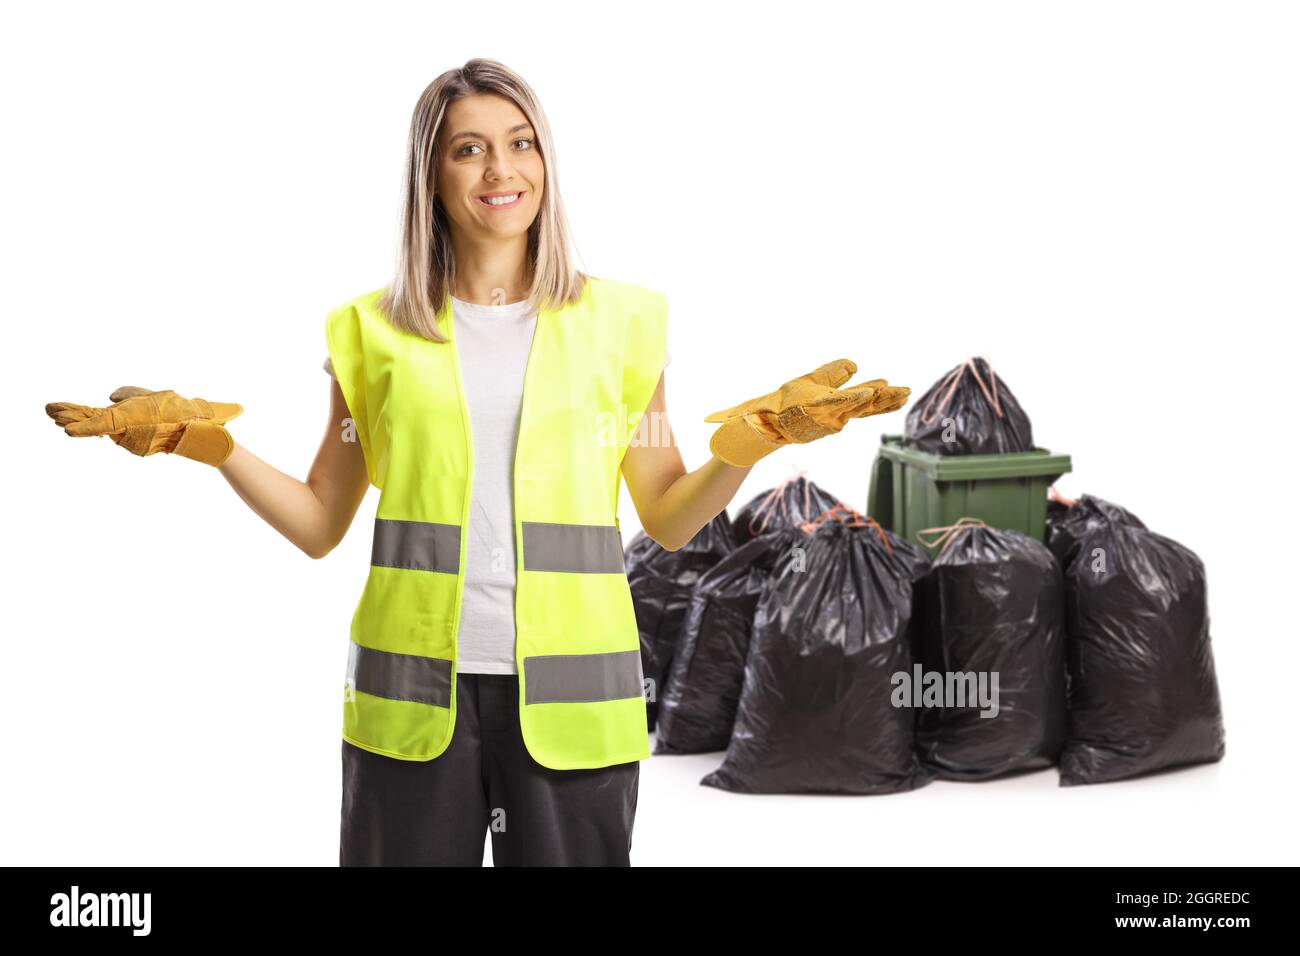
[325,294,669,673]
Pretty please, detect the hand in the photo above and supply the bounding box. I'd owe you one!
[45,386,243,467]
[704,359,910,467]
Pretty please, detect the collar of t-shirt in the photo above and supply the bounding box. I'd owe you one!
[451,294,535,317]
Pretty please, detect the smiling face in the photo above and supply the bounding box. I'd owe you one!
[436,93,544,241]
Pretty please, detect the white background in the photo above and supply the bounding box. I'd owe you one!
[5,0,1297,865]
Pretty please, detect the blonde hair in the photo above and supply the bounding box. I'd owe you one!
[378,58,587,343]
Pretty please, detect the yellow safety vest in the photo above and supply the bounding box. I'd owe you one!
[325,276,667,769]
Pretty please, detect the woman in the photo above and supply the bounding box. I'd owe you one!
[45,58,907,867]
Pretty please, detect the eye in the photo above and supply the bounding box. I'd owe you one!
[456,143,483,157]
[513,137,534,150]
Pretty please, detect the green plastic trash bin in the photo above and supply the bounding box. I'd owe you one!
[867,433,1071,546]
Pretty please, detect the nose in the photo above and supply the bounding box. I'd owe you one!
[483,151,516,185]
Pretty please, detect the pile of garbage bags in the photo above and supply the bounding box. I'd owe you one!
[626,360,1225,793]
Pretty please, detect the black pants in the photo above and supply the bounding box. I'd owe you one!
[340,673,640,866]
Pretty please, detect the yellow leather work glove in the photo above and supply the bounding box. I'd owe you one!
[704,359,911,467]
[45,386,243,467]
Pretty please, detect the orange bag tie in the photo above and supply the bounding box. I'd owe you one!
[747,465,811,538]
[1048,485,1077,508]
[918,357,1004,428]
[916,516,989,554]
[800,503,892,553]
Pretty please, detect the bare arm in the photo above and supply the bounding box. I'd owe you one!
[216,378,370,559]
[621,371,753,551]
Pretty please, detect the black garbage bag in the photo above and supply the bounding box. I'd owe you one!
[1046,495,1226,786]
[904,357,1034,456]
[1045,496,1070,540]
[912,523,1067,780]
[1047,492,1144,553]
[626,512,736,730]
[701,518,934,794]
[731,475,841,545]
[654,527,805,755]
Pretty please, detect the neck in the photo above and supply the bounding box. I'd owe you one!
[450,233,531,305]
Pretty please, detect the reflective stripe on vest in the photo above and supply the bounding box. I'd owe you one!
[371,518,461,574]
[522,521,624,573]
[348,643,640,708]
[524,650,644,704]
[347,641,453,708]
[370,518,623,575]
